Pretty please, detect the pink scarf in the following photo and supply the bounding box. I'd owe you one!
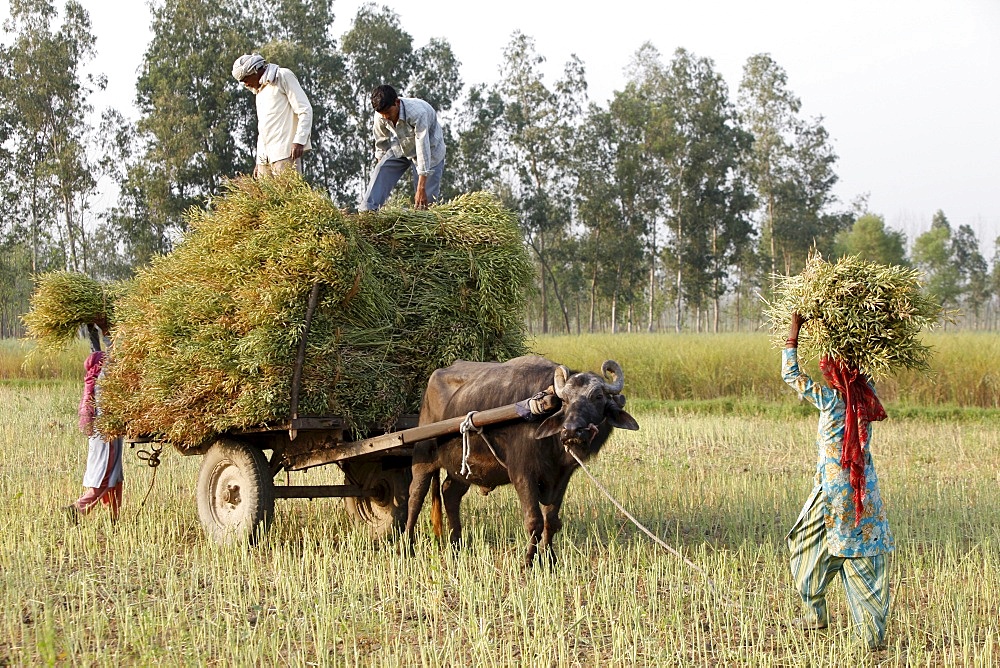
[79,351,105,435]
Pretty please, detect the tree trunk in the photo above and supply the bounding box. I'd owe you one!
[647,223,657,332]
[647,258,655,332]
[30,177,39,274]
[611,261,622,334]
[538,256,573,335]
[61,189,79,272]
[735,271,742,332]
[767,184,776,279]
[610,291,618,334]
[712,226,720,333]
[674,266,683,333]
[588,265,597,334]
[539,237,548,334]
[575,293,580,335]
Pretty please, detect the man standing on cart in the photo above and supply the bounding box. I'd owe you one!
[232,53,313,177]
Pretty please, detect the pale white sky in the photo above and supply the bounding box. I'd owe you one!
[16,0,1000,253]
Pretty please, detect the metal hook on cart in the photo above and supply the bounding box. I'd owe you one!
[136,443,163,468]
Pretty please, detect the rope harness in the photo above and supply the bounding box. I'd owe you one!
[459,389,557,477]
[459,412,480,476]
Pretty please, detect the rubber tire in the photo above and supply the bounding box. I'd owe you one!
[196,438,275,546]
[341,461,410,538]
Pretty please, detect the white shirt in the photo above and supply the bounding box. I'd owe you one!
[254,67,313,164]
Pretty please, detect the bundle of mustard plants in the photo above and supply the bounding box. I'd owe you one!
[764,252,946,381]
[97,172,532,450]
[23,271,126,355]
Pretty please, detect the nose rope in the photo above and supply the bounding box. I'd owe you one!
[564,445,738,608]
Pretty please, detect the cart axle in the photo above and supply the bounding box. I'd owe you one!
[271,484,364,499]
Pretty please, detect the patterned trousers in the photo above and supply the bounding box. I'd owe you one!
[787,491,891,648]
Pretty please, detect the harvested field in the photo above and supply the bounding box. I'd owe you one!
[1,377,998,665]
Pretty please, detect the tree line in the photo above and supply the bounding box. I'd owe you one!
[2,0,999,338]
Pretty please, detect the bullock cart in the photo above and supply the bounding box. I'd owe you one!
[129,392,557,545]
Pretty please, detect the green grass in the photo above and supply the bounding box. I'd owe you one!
[1,376,999,665]
[0,338,89,381]
[7,331,998,410]
[532,332,1000,410]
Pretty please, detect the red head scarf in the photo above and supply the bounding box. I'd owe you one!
[819,356,887,527]
[79,351,105,435]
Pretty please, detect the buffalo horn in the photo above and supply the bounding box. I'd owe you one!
[601,360,625,394]
[553,365,571,398]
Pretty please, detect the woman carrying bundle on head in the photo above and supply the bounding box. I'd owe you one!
[781,312,894,650]
[66,347,124,524]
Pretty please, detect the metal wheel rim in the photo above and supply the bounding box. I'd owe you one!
[353,476,393,523]
[208,458,251,532]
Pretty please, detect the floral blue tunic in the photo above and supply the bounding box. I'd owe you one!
[783,348,894,557]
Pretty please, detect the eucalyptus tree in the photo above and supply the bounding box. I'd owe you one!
[494,32,586,334]
[611,43,671,332]
[657,48,754,332]
[912,210,961,316]
[990,237,1000,329]
[0,0,105,275]
[771,118,845,270]
[913,212,991,326]
[737,54,797,278]
[833,213,908,267]
[571,42,684,333]
[444,84,506,198]
[952,223,990,326]
[574,98,654,333]
[738,53,842,280]
[109,0,260,267]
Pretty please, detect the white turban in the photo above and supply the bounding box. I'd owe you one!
[232,54,266,82]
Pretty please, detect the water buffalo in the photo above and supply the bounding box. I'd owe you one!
[404,355,639,567]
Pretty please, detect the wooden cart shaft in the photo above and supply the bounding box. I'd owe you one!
[285,393,558,471]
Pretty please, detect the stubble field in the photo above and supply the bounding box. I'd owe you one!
[1,334,998,666]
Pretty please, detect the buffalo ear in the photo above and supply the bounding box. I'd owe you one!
[607,409,639,431]
[534,410,564,439]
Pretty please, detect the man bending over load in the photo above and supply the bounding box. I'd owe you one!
[360,84,446,211]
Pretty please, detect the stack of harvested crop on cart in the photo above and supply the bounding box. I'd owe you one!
[764,252,946,380]
[92,172,532,450]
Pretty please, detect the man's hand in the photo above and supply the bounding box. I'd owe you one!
[414,174,429,209]
[291,143,305,161]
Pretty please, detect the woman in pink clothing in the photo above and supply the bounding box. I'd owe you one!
[66,350,123,523]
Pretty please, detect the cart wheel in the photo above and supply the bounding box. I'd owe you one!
[196,438,274,546]
[341,461,410,538]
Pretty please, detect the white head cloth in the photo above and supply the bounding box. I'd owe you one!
[232,54,266,82]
